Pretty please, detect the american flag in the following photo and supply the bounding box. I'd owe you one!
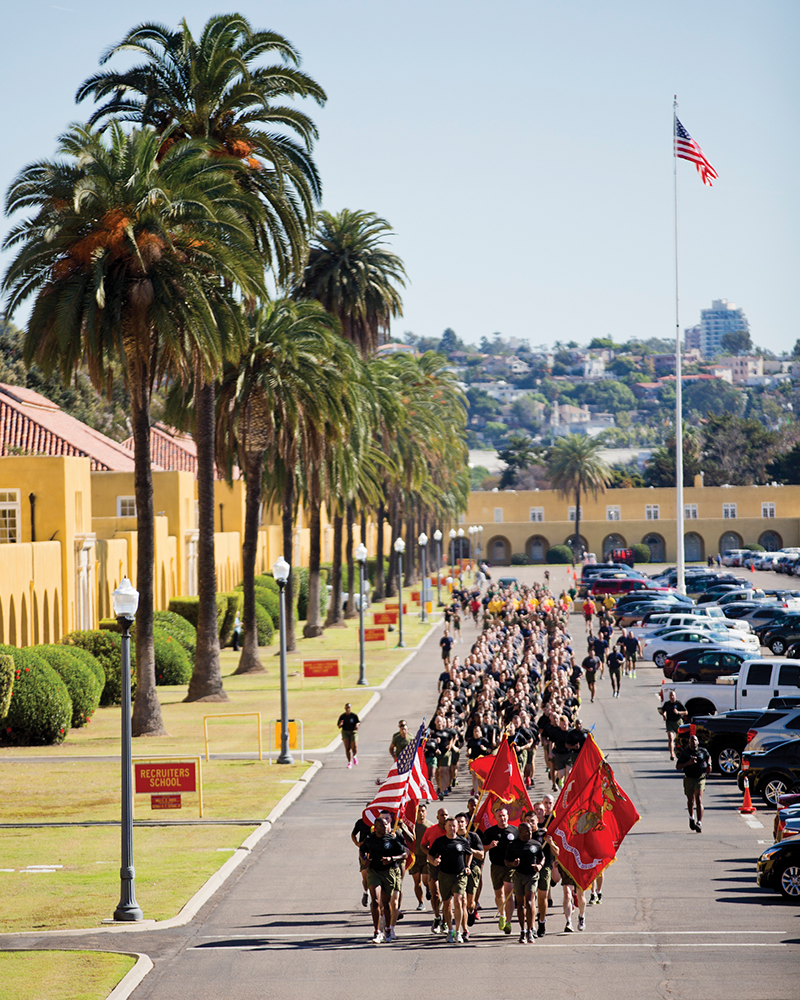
[363,723,436,825]
[674,117,718,187]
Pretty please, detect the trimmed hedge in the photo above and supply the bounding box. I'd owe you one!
[254,602,274,645]
[631,543,651,564]
[62,630,135,707]
[0,654,13,718]
[296,568,329,621]
[153,627,192,685]
[546,545,574,564]
[152,610,197,657]
[254,574,279,594]
[254,586,280,628]
[30,645,101,728]
[168,595,229,639]
[511,553,533,565]
[0,645,72,745]
[59,644,106,696]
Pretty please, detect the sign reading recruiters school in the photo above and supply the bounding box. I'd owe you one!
[135,762,197,794]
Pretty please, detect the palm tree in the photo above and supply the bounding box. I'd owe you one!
[2,123,264,733]
[293,208,406,357]
[547,434,610,563]
[77,14,326,695]
[216,299,343,670]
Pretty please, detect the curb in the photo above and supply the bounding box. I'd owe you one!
[107,952,154,1000]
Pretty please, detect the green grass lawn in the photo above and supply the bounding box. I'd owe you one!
[0,607,438,935]
[0,951,136,1000]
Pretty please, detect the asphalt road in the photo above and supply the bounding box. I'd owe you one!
[4,564,799,999]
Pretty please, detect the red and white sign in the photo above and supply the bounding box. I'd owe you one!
[302,659,340,679]
[364,627,386,642]
[151,794,182,810]
[135,762,196,794]
[373,612,398,625]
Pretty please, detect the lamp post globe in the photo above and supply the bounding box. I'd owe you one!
[272,556,294,764]
[394,537,406,648]
[355,543,369,685]
[111,577,142,922]
[433,530,443,606]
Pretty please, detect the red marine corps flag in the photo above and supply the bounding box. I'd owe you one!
[549,734,639,890]
[470,736,533,831]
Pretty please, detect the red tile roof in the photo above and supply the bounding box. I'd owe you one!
[121,423,197,475]
[0,383,163,472]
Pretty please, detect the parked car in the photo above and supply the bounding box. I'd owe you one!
[632,612,752,642]
[674,708,781,775]
[756,838,800,900]
[696,586,763,605]
[715,589,766,608]
[643,627,759,668]
[662,659,800,717]
[763,589,800,609]
[615,601,696,627]
[755,553,784,571]
[723,604,789,630]
[776,553,800,575]
[761,615,800,655]
[740,738,800,806]
[588,578,668,599]
[664,649,760,686]
[722,548,753,567]
[744,708,800,753]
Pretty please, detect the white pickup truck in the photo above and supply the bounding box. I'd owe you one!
[660,659,800,718]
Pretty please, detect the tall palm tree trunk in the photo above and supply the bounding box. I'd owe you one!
[386,490,398,598]
[187,381,228,702]
[407,507,417,585]
[282,470,297,652]
[304,467,324,637]
[129,376,167,736]
[344,503,357,619]
[574,479,582,565]
[361,512,367,545]
[325,510,345,626]
[374,495,387,601]
[235,449,266,674]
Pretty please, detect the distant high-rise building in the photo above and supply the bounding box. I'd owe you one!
[684,324,701,351]
[699,299,749,357]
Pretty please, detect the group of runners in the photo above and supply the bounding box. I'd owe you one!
[352,575,612,944]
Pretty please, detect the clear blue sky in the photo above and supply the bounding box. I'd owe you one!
[2,1,797,351]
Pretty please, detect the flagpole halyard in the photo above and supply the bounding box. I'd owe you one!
[674,96,686,595]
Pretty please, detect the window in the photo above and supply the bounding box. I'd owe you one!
[493,507,503,523]
[117,496,137,517]
[645,504,659,520]
[762,502,776,518]
[778,664,800,688]
[529,507,544,522]
[745,663,772,686]
[723,503,737,519]
[606,506,620,521]
[0,489,20,544]
[458,514,466,525]
[568,506,581,522]
[685,504,698,519]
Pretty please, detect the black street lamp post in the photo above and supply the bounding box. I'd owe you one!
[394,536,406,648]
[356,542,368,685]
[272,555,294,764]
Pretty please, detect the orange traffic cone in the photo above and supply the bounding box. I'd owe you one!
[738,777,757,814]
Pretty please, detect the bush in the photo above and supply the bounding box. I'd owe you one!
[511,553,533,565]
[0,645,72,745]
[254,574,279,594]
[254,585,280,628]
[631,543,652,564]
[168,594,229,639]
[546,545,574,564]
[62,630,135,707]
[0,655,13,718]
[295,567,310,620]
[60,644,106,696]
[152,610,197,657]
[30,645,101,728]
[152,627,192,685]
[253,602,274,645]
[745,543,765,552]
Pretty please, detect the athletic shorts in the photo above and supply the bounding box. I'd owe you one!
[439,750,454,767]
[665,720,680,734]
[608,666,621,679]
[438,870,468,901]
[537,865,552,892]
[557,863,579,890]
[428,863,440,883]
[341,730,357,743]
[552,751,570,771]
[683,774,706,797]
[409,855,427,876]
[490,862,513,891]
[515,750,529,770]
[512,870,540,897]
[466,863,482,896]
[425,755,438,773]
[366,866,402,894]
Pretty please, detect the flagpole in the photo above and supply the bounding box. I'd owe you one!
[467,738,505,832]
[673,96,686,595]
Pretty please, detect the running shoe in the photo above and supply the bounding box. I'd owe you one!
[416,901,425,911]
[564,920,574,933]
[504,920,512,935]
[696,820,702,833]
[396,911,404,921]
[347,760,352,769]
[462,929,470,942]
[387,927,398,942]
[456,932,464,944]
[474,910,481,921]
[498,913,506,931]
[588,892,597,905]
[537,920,546,938]
[361,891,369,907]
[519,930,526,944]
[448,927,456,943]
[426,887,432,900]
[526,929,535,944]
[372,931,384,944]
[578,915,585,932]
[596,892,602,903]
[353,756,358,765]
[432,917,441,934]
[689,817,697,831]
[467,909,476,927]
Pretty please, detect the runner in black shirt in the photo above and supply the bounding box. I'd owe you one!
[481,806,518,935]
[427,817,472,943]
[360,816,406,943]
[506,822,545,943]
[582,653,600,703]
[351,814,372,907]
[659,689,688,759]
[337,702,360,767]
[676,735,712,833]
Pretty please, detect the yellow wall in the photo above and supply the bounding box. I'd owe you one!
[466,484,800,564]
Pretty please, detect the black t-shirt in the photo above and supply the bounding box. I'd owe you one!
[662,700,686,723]
[440,635,454,654]
[352,818,371,844]
[677,746,711,780]
[361,832,406,870]
[338,712,359,731]
[607,649,624,672]
[467,736,491,760]
[505,837,545,874]
[548,726,572,754]
[466,830,484,867]
[582,654,600,678]
[429,834,471,875]
[481,824,518,865]
[624,635,639,655]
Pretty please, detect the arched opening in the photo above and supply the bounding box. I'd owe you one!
[43,592,50,644]
[563,534,589,559]
[642,532,666,563]
[33,592,40,645]
[526,535,550,563]
[602,533,627,560]
[20,594,28,647]
[453,537,470,561]
[488,536,511,565]
[759,530,782,551]
[53,590,60,642]
[684,531,705,563]
[9,597,17,647]
[719,530,743,554]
